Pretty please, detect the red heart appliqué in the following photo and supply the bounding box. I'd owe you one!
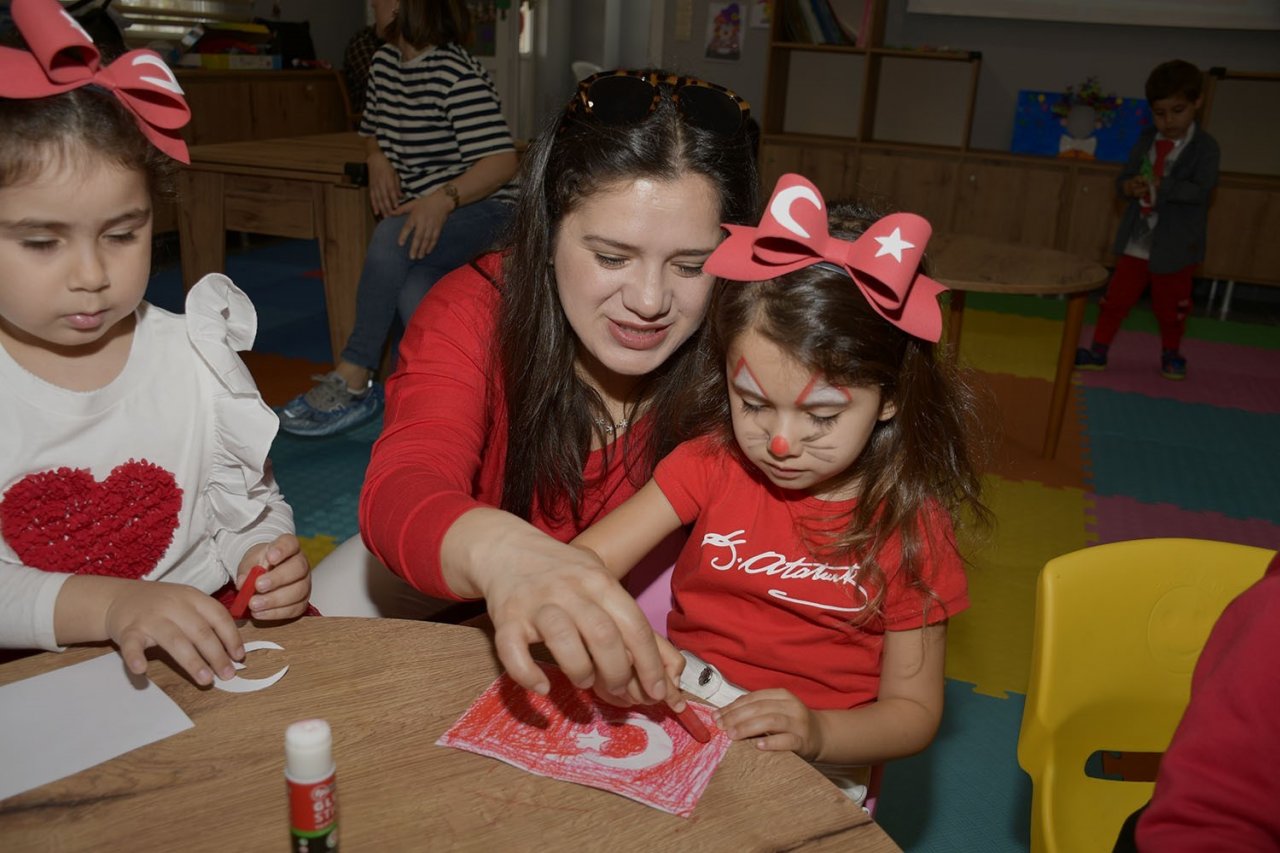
[1,460,183,579]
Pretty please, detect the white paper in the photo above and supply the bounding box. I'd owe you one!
[0,653,194,801]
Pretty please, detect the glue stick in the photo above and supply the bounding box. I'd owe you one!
[285,719,339,851]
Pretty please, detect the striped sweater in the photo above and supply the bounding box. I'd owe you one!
[360,42,517,204]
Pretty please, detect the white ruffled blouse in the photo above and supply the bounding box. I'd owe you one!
[0,275,294,650]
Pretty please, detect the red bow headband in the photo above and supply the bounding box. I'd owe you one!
[0,0,191,163]
[704,174,946,342]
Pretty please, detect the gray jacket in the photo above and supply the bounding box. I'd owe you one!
[1112,126,1220,274]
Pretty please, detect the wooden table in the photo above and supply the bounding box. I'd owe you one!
[178,132,374,363]
[929,234,1109,459]
[0,618,900,852]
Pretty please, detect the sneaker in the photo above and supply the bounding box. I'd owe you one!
[278,372,384,436]
[1074,344,1109,371]
[1160,350,1187,381]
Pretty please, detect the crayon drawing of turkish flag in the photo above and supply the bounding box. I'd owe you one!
[437,663,730,817]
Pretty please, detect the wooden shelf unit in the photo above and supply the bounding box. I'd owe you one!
[763,0,980,148]
[760,7,1280,286]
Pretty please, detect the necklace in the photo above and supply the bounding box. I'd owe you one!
[592,416,631,434]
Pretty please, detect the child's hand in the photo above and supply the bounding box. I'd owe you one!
[592,634,686,709]
[715,688,825,761]
[237,534,311,621]
[103,581,245,686]
[1123,176,1150,198]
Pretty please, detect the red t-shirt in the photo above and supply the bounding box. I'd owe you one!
[654,435,969,710]
[358,254,652,598]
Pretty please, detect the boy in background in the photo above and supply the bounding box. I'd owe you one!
[1075,59,1219,380]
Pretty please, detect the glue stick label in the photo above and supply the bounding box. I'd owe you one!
[287,771,338,851]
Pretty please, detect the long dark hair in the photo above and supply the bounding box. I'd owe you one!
[698,200,989,620]
[0,88,175,198]
[498,74,759,525]
[387,0,471,49]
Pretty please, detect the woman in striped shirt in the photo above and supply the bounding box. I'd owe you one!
[280,0,517,437]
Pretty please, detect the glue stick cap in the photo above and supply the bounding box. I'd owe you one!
[285,719,333,781]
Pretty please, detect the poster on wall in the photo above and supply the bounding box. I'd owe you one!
[705,2,743,61]
[1010,85,1151,163]
[749,0,772,28]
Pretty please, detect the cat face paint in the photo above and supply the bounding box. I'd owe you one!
[727,332,895,499]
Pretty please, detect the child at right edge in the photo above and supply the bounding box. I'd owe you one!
[1075,59,1220,381]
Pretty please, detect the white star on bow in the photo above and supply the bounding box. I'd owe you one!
[874,227,915,263]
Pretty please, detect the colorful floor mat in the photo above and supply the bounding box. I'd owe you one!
[1082,387,1280,523]
[1088,494,1280,549]
[954,310,1065,383]
[877,681,1032,853]
[948,477,1092,699]
[1077,324,1280,413]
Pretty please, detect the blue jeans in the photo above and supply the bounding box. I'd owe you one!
[340,197,512,370]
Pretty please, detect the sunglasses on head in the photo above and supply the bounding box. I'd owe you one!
[568,70,750,136]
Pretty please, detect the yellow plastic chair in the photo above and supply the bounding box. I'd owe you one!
[1017,538,1275,853]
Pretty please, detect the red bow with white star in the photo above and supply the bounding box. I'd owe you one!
[704,173,946,341]
[0,0,191,163]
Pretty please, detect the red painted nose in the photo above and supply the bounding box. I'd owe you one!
[769,434,790,456]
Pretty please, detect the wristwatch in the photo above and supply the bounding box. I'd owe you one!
[441,182,460,210]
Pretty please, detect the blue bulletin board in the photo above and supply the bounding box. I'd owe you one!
[1011,90,1152,163]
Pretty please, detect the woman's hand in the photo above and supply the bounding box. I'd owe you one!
[236,534,311,621]
[391,191,452,260]
[367,151,401,217]
[715,688,825,760]
[447,509,669,703]
[100,580,245,686]
[592,633,687,709]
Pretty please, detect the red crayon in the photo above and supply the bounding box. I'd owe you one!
[229,565,266,619]
[674,703,712,744]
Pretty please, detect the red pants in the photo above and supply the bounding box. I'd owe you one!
[1092,255,1194,352]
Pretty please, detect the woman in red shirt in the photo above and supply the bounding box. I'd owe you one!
[341,71,759,700]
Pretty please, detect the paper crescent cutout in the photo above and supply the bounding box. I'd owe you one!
[578,716,674,770]
[213,640,289,693]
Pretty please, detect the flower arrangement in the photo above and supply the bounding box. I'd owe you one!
[1051,76,1123,128]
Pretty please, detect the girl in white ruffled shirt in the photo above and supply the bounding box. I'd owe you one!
[0,0,310,685]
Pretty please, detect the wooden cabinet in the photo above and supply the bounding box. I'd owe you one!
[953,158,1066,249]
[1062,166,1122,264]
[177,70,352,146]
[854,145,959,226]
[759,141,859,200]
[1203,177,1280,284]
